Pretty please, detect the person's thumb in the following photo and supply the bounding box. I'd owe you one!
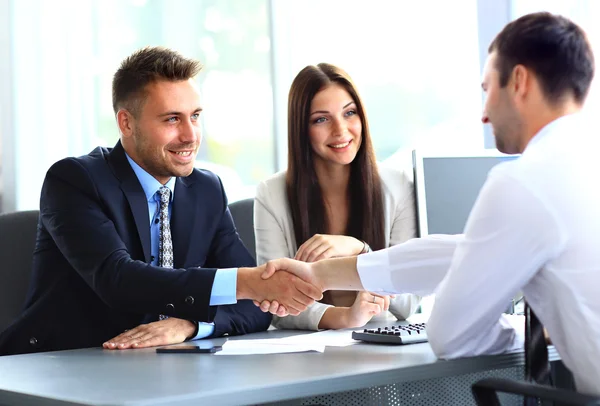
[261,260,279,279]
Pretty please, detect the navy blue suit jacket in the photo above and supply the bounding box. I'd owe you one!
[0,141,271,355]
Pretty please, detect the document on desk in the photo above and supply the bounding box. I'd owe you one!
[216,339,324,355]
[277,329,358,347]
[216,330,357,355]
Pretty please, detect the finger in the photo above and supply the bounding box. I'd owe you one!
[312,247,335,262]
[276,305,289,317]
[294,277,323,301]
[129,334,171,349]
[269,300,280,314]
[261,262,277,279]
[260,300,272,312]
[294,238,310,261]
[104,328,143,347]
[253,300,260,307]
[296,236,323,262]
[114,330,153,349]
[366,302,382,315]
[283,296,309,315]
[295,235,323,261]
[109,327,149,345]
[306,243,331,263]
[123,328,149,341]
[358,291,373,300]
[107,329,138,343]
[384,297,391,311]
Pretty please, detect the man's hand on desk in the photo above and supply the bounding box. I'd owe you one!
[103,318,196,350]
[237,263,323,316]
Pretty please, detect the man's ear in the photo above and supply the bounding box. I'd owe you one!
[510,64,529,100]
[116,109,135,138]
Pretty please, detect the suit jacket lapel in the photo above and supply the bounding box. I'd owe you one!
[107,141,152,262]
[171,176,198,268]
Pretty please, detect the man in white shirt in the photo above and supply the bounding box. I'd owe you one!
[259,12,599,395]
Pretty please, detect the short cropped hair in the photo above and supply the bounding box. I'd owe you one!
[112,46,202,116]
[489,12,594,104]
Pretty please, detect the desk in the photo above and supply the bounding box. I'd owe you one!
[0,320,560,406]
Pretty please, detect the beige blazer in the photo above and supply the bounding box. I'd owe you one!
[254,164,421,330]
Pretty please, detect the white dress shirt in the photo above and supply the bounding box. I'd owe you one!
[358,113,600,395]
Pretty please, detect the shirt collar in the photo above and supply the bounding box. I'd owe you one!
[125,153,176,203]
[525,112,582,151]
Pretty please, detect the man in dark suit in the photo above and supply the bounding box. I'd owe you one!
[0,47,320,356]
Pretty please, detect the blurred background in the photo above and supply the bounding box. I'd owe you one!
[1,0,598,211]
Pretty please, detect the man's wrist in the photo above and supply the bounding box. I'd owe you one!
[236,268,248,300]
[236,267,257,300]
[186,320,200,340]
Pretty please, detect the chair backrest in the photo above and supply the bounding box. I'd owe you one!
[0,210,39,333]
[228,198,256,261]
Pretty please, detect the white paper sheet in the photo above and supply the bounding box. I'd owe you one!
[215,329,361,355]
[216,339,324,355]
[276,329,358,347]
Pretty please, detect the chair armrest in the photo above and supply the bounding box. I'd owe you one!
[472,378,600,406]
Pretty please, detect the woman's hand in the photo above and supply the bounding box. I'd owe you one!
[319,291,392,329]
[295,234,364,262]
[344,291,391,328]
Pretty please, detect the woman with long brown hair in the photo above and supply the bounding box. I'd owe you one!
[254,63,420,329]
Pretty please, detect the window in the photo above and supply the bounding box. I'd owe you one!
[4,0,486,210]
[7,0,272,208]
[272,0,483,171]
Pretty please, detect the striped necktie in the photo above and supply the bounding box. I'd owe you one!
[158,186,173,269]
[157,186,173,321]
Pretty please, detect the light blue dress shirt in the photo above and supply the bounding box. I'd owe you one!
[125,154,238,340]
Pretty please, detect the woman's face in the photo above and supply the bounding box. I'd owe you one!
[308,84,362,168]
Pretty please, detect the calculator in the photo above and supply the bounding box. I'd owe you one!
[351,323,428,345]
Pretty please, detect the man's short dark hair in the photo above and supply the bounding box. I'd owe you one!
[112,46,202,116]
[489,12,594,105]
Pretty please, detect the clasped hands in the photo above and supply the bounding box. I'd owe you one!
[252,258,391,321]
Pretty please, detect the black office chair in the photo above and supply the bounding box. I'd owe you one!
[0,210,39,333]
[472,378,600,405]
[228,198,256,261]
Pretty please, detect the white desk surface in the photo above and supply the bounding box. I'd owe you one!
[0,318,557,406]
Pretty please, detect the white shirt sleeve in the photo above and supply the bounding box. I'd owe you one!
[426,170,564,359]
[357,234,462,296]
[386,167,422,320]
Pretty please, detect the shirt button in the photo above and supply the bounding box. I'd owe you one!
[185,296,195,305]
[29,337,38,346]
[166,303,175,311]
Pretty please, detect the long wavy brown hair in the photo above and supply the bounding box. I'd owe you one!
[286,63,385,250]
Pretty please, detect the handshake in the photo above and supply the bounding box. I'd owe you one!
[236,256,364,317]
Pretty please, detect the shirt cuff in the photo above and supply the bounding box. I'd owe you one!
[209,268,238,306]
[356,249,396,295]
[190,322,215,341]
